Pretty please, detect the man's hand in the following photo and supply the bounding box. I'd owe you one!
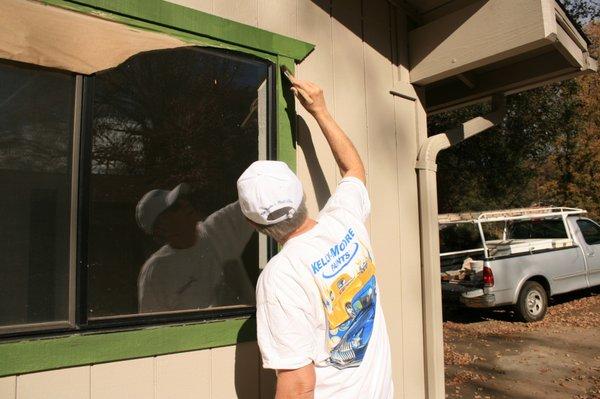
[289,77,366,184]
[275,364,316,399]
[289,76,328,117]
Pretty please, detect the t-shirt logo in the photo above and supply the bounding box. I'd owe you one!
[310,228,377,369]
[311,228,359,278]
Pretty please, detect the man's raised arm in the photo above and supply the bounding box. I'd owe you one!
[289,77,366,184]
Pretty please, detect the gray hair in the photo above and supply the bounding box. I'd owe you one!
[254,199,308,243]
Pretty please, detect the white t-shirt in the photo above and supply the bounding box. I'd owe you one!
[138,202,255,313]
[256,177,394,399]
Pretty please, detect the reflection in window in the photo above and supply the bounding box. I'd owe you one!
[0,61,74,327]
[86,47,268,318]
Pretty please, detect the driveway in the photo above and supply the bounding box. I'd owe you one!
[443,288,600,399]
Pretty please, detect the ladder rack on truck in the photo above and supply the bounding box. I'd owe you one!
[438,207,587,259]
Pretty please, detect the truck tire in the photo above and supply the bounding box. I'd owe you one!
[516,281,548,322]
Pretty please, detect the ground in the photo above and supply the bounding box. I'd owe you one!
[443,287,600,399]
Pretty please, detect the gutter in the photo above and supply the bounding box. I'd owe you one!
[416,94,506,399]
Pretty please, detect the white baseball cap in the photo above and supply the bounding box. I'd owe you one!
[237,161,303,225]
[135,183,190,234]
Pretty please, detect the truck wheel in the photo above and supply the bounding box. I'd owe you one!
[516,281,547,322]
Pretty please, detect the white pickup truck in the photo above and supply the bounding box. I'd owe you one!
[439,207,600,321]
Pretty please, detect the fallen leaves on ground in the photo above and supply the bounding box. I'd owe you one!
[444,291,600,341]
[444,290,600,398]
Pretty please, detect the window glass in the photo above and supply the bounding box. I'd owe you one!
[86,47,268,318]
[577,219,600,246]
[507,219,568,240]
[438,222,502,253]
[481,223,503,242]
[0,61,74,328]
[439,223,482,254]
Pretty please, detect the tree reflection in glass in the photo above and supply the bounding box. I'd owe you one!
[87,47,268,318]
[0,61,74,327]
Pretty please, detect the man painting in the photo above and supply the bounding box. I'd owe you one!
[236,78,393,398]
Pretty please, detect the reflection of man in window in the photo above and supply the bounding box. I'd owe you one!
[135,183,255,313]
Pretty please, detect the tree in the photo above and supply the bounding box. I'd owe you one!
[561,0,600,22]
[533,22,600,218]
[432,2,600,219]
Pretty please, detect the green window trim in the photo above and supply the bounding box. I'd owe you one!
[41,0,314,62]
[0,317,256,377]
[39,0,306,167]
[277,55,298,170]
[0,0,310,376]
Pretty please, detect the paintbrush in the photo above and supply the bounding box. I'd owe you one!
[281,65,314,105]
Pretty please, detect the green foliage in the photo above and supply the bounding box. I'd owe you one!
[432,79,582,213]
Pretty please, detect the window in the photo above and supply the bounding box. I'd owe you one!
[439,223,482,254]
[0,61,75,331]
[577,219,600,246]
[438,223,501,254]
[0,46,274,335]
[507,219,568,240]
[85,47,269,320]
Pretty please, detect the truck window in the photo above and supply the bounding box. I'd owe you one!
[439,224,481,253]
[507,219,568,239]
[577,219,600,246]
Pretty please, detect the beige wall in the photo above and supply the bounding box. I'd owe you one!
[4,1,427,398]
[0,342,268,398]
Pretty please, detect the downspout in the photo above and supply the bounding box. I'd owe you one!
[416,94,506,399]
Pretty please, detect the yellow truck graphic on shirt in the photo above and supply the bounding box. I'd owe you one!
[311,227,378,368]
[325,256,376,329]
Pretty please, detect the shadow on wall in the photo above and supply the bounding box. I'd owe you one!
[235,317,276,398]
[307,0,486,69]
[297,116,332,208]
[231,83,332,399]
[230,122,327,398]
[307,0,399,65]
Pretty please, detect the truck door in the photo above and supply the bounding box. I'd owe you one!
[573,218,600,287]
